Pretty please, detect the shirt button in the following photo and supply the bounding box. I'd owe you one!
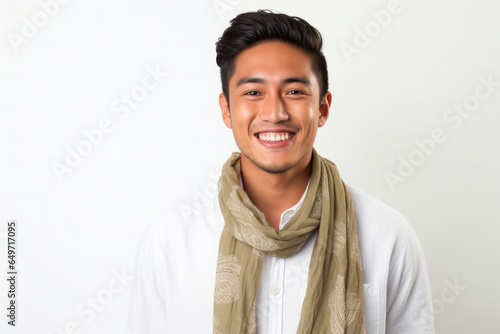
[273,287,281,296]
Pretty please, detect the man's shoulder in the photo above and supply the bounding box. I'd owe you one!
[143,191,223,249]
[347,184,411,243]
[346,184,425,287]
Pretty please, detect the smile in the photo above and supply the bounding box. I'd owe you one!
[256,132,295,142]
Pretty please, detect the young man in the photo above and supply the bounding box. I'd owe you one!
[127,10,434,334]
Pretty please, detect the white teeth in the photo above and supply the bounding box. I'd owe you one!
[258,133,291,142]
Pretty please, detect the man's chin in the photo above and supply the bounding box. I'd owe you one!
[241,151,300,174]
[253,160,295,174]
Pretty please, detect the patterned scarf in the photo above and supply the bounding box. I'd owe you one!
[214,149,365,333]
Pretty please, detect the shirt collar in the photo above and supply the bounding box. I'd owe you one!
[239,176,311,230]
[278,180,310,230]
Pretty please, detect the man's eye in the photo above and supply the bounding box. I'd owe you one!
[287,90,304,95]
[244,91,260,96]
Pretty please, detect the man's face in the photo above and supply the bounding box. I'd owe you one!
[220,41,331,175]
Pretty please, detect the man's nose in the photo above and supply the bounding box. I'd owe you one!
[260,93,289,123]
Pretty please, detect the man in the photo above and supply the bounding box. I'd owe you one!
[127,10,434,334]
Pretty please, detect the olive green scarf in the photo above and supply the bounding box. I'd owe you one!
[214,150,365,333]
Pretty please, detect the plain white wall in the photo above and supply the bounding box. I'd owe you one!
[0,0,498,333]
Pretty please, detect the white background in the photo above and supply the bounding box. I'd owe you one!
[1,0,499,333]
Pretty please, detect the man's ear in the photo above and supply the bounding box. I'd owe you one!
[219,93,232,129]
[318,91,332,127]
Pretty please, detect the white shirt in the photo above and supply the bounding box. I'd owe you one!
[127,184,434,333]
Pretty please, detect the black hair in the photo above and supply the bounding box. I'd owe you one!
[215,9,329,103]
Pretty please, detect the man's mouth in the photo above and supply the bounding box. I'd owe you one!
[255,132,295,142]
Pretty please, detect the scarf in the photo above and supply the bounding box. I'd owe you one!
[214,149,365,334]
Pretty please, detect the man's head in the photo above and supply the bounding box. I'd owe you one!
[216,10,329,103]
[215,10,331,176]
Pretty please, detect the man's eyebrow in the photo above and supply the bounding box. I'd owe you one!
[236,77,265,87]
[235,77,311,87]
[283,77,312,86]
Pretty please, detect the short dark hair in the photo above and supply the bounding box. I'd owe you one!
[215,9,329,103]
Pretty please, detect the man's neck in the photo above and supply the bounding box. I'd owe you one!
[240,155,312,230]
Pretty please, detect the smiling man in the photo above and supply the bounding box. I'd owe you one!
[219,40,330,230]
[127,10,434,334]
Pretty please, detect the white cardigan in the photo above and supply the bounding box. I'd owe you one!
[127,184,434,334]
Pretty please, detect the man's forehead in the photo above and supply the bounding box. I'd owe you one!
[229,41,316,86]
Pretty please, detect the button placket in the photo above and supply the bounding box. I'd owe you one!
[268,256,285,333]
